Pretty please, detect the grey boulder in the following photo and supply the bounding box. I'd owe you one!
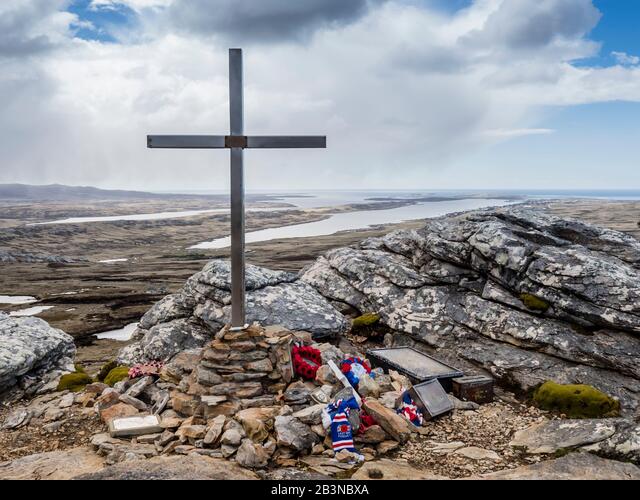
[0,313,75,398]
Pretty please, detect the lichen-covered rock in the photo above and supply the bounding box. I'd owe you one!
[118,319,211,365]
[0,313,75,397]
[119,262,348,364]
[510,419,619,454]
[300,206,640,415]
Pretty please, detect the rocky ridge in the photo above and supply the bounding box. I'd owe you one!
[122,206,640,417]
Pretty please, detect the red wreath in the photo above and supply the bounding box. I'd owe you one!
[292,345,322,380]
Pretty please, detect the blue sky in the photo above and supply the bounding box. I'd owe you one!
[1,0,639,190]
[68,0,137,42]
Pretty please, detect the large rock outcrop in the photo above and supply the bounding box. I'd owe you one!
[118,261,349,364]
[121,206,640,416]
[301,207,640,415]
[0,313,76,397]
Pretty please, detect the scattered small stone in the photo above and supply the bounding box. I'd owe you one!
[58,393,75,409]
[454,446,502,462]
[1,409,32,430]
[118,394,148,412]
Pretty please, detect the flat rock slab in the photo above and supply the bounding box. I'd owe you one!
[475,453,640,480]
[300,456,361,478]
[0,447,105,480]
[351,459,446,480]
[510,419,619,454]
[108,415,163,438]
[74,454,259,480]
[454,446,502,462]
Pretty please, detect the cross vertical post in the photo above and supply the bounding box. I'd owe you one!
[147,48,326,332]
[229,48,246,330]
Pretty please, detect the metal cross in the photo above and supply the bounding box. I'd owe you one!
[147,48,327,330]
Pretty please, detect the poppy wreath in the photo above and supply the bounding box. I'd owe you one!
[292,345,322,380]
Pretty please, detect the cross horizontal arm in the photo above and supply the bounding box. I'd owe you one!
[147,135,327,150]
[246,136,326,149]
[147,135,226,149]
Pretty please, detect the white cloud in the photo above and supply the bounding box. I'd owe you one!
[484,129,556,138]
[612,51,640,66]
[1,0,640,190]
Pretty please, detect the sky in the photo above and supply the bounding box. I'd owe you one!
[0,0,639,192]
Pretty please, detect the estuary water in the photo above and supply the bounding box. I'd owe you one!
[191,198,512,250]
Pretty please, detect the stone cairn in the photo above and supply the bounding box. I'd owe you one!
[89,323,415,474]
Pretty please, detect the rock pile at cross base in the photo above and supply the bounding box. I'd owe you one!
[0,313,75,397]
[121,206,640,416]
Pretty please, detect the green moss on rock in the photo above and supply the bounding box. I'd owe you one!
[520,293,550,312]
[57,371,93,392]
[104,366,130,387]
[352,313,381,331]
[533,381,620,418]
[97,360,118,382]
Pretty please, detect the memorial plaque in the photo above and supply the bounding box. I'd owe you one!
[108,415,163,438]
[367,347,463,391]
[409,379,453,420]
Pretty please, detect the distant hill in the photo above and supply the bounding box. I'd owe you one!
[0,184,222,201]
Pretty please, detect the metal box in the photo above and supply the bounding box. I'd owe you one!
[452,375,494,404]
[367,347,464,392]
[409,379,453,420]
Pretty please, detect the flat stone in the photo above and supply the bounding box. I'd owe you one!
[475,452,640,480]
[236,439,272,469]
[85,383,109,395]
[363,399,413,444]
[203,400,241,418]
[454,446,502,462]
[125,376,154,398]
[357,374,381,398]
[43,407,66,422]
[425,441,466,455]
[315,365,337,385]
[377,441,399,455]
[355,425,388,445]
[275,416,319,453]
[221,428,243,447]
[196,366,223,387]
[245,358,273,373]
[1,409,32,430]
[236,407,279,442]
[510,419,619,454]
[157,431,177,447]
[160,417,184,429]
[135,433,161,444]
[300,456,360,478]
[0,447,104,480]
[352,459,445,480]
[108,415,162,438]
[177,424,207,441]
[204,415,226,446]
[74,454,259,480]
[292,404,326,426]
[100,403,139,424]
[118,394,148,411]
[58,393,76,409]
[171,392,201,417]
[95,390,120,412]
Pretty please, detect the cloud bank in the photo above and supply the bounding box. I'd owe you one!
[0,0,639,190]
